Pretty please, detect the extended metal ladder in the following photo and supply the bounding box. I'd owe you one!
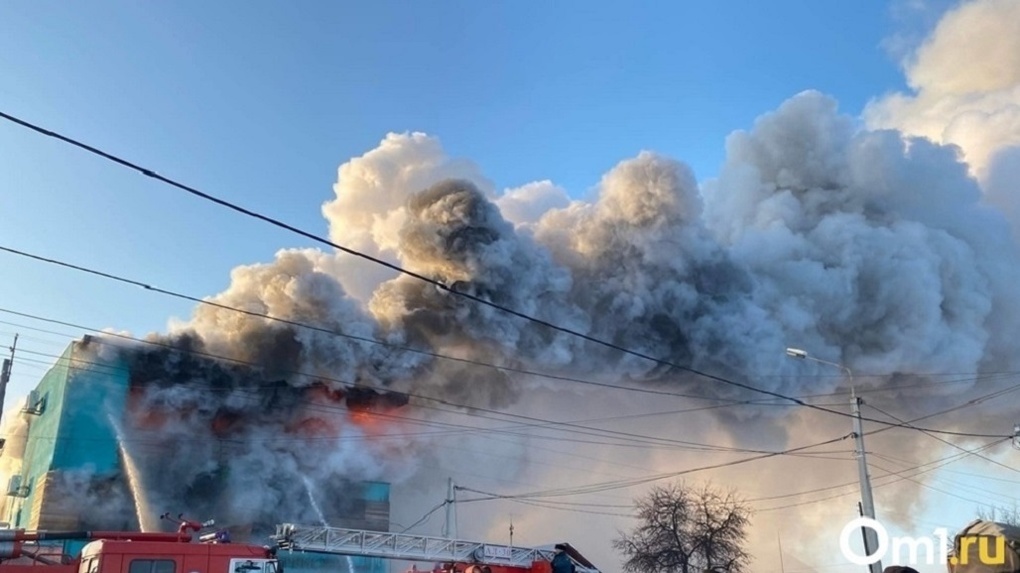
[272,524,598,573]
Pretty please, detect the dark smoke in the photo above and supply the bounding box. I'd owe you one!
[77,90,1020,541]
[85,334,410,536]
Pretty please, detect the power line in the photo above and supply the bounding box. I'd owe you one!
[0,307,845,458]
[757,440,1007,512]
[0,114,1010,438]
[866,402,1020,475]
[454,433,852,500]
[0,244,1010,440]
[399,500,448,533]
[0,244,755,405]
[867,452,1020,505]
[10,319,1008,516]
[868,460,996,506]
[9,322,1011,400]
[728,384,1020,512]
[7,349,748,491]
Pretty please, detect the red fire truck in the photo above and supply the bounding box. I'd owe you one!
[0,521,596,573]
[0,519,279,573]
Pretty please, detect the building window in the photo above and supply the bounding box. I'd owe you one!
[129,560,177,573]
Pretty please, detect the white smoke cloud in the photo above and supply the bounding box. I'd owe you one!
[146,78,1020,546]
[865,0,1020,186]
[125,98,1017,572]
[175,247,426,387]
[31,0,1017,568]
[495,180,571,228]
[705,90,1020,383]
[321,132,495,301]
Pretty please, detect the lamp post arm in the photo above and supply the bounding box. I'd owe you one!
[801,355,854,390]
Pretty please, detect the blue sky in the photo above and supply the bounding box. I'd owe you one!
[3,1,1014,570]
[1,1,918,368]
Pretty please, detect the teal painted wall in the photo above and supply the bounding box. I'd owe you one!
[52,342,128,471]
[15,342,73,527]
[11,337,392,573]
[363,482,389,503]
[13,338,130,527]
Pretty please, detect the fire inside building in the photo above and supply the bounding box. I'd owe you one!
[0,335,406,573]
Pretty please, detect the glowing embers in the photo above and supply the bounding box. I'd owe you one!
[286,383,410,438]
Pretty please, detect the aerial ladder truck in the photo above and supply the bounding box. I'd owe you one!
[0,518,280,573]
[271,524,600,573]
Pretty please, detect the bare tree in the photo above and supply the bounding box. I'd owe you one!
[977,503,1020,526]
[613,481,752,573]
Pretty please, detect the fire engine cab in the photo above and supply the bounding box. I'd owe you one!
[0,519,280,573]
[77,537,279,573]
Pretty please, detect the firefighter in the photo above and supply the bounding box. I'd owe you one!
[551,544,575,573]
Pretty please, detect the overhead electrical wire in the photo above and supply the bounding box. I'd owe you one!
[8,121,1019,529]
[9,331,854,502]
[5,350,742,493]
[461,438,1003,512]
[0,244,762,406]
[10,319,1005,401]
[0,308,856,462]
[868,460,995,506]
[6,317,1010,516]
[867,452,1020,505]
[0,113,1011,438]
[751,436,1010,508]
[756,439,1007,512]
[0,243,1010,440]
[788,371,1020,400]
[9,348,729,459]
[458,381,1020,512]
[454,433,853,500]
[753,391,1020,512]
[8,344,737,453]
[865,402,1020,475]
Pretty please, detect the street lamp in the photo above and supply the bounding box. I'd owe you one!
[785,347,853,386]
[785,347,807,359]
[785,347,880,573]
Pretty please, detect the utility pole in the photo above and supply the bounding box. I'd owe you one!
[0,334,17,428]
[852,389,882,573]
[786,348,881,573]
[857,502,873,563]
[442,478,456,539]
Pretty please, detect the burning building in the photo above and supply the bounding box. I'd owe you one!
[0,334,405,572]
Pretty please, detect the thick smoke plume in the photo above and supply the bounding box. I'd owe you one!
[866,0,1020,231]
[4,1,1018,569]
[101,79,1020,545]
